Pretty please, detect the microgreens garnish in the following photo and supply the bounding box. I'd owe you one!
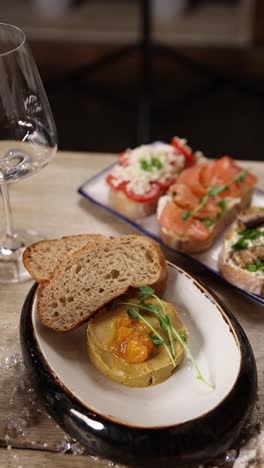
[180,331,187,343]
[118,286,214,390]
[181,170,247,222]
[127,304,176,366]
[152,336,166,346]
[139,285,155,299]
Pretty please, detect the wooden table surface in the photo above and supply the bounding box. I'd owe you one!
[1,151,264,468]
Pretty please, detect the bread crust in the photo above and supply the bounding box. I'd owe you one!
[219,248,264,295]
[108,187,158,219]
[159,189,253,254]
[22,234,108,282]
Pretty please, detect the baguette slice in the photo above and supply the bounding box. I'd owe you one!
[37,235,167,331]
[159,190,253,254]
[108,187,158,219]
[23,234,108,282]
[219,207,264,296]
[106,142,186,220]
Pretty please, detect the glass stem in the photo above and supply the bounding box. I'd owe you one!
[1,184,14,239]
[0,184,22,253]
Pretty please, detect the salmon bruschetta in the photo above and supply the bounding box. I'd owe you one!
[106,138,204,220]
[157,156,257,253]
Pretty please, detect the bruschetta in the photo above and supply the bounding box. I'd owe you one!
[219,207,264,296]
[106,138,204,220]
[157,156,257,253]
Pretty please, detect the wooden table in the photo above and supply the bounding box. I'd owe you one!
[0,151,264,468]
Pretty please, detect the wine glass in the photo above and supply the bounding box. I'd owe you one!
[0,23,57,284]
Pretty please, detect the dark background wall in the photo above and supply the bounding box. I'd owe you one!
[2,0,264,160]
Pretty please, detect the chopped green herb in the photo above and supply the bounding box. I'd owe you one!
[181,211,191,221]
[151,156,163,170]
[235,170,247,182]
[256,259,264,269]
[246,259,264,272]
[218,199,227,215]
[232,227,264,251]
[203,219,215,228]
[208,185,228,196]
[238,228,262,240]
[139,155,163,172]
[140,158,153,171]
[231,238,248,251]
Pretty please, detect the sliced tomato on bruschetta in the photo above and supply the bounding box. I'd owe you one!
[171,137,196,165]
[125,183,160,203]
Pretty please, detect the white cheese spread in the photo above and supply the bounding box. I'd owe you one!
[110,143,184,196]
[157,195,172,221]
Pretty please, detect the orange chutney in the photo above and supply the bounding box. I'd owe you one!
[110,312,154,364]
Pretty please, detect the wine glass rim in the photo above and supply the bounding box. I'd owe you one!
[0,23,26,57]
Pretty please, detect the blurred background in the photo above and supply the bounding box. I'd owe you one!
[2,0,264,160]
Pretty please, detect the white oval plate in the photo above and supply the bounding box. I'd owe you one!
[20,262,257,465]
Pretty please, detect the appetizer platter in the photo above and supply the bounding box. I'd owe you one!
[20,235,257,466]
[78,137,264,304]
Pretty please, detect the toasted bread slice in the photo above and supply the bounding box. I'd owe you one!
[219,207,264,296]
[108,187,158,219]
[37,235,168,332]
[106,142,186,220]
[159,190,253,254]
[23,234,108,282]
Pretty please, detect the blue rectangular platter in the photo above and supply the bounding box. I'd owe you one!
[78,162,264,305]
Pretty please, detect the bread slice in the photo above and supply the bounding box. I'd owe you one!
[219,207,264,296]
[37,235,168,332]
[158,189,253,254]
[23,234,108,282]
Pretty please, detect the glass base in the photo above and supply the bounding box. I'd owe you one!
[0,230,46,284]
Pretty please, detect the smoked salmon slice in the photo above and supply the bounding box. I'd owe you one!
[167,183,199,211]
[168,182,221,219]
[177,163,207,186]
[159,201,210,241]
